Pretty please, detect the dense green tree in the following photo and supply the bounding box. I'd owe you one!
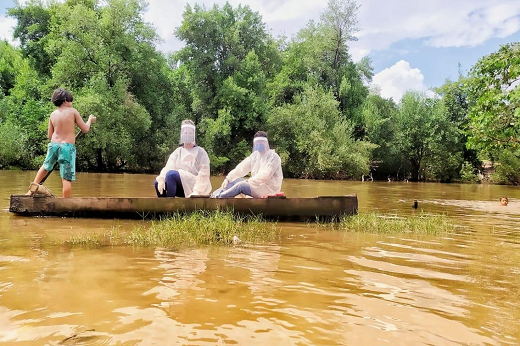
[467,42,520,153]
[395,91,463,182]
[436,75,479,169]
[465,42,520,183]
[8,0,55,76]
[267,84,375,178]
[0,41,22,97]
[201,51,269,171]
[268,0,370,131]
[45,0,171,171]
[0,121,29,168]
[175,2,281,122]
[0,43,50,159]
[361,93,400,179]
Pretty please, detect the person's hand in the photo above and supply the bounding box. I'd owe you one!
[157,180,165,194]
[221,178,229,190]
[89,114,97,123]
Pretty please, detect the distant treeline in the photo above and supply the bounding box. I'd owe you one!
[0,0,518,183]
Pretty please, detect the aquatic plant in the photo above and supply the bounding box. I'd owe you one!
[339,212,456,234]
[64,210,279,247]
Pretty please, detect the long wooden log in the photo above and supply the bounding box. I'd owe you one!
[9,195,358,221]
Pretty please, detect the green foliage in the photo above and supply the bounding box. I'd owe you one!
[0,0,514,185]
[459,161,480,183]
[467,42,520,153]
[47,0,168,171]
[200,51,270,171]
[174,3,281,172]
[339,212,455,235]
[268,0,369,135]
[436,76,479,167]
[0,41,22,96]
[73,79,151,171]
[267,84,375,178]
[175,2,281,121]
[64,210,279,247]
[394,91,464,182]
[489,150,520,185]
[8,0,55,75]
[0,121,29,168]
[361,93,401,178]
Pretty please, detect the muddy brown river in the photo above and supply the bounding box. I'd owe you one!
[0,170,519,345]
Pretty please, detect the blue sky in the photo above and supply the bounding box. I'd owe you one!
[1,0,519,101]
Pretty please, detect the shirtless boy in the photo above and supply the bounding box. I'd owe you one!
[28,88,96,197]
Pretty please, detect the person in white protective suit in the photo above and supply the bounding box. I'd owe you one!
[211,131,283,198]
[154,120,212,198]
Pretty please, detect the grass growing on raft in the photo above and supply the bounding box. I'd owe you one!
[64,210,279,247]
[338,212,456,234]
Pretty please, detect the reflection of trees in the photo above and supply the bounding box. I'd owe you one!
[146,245,282,327]
[145,248,209,302]
[458,226,520,342]
[226,245,282,296]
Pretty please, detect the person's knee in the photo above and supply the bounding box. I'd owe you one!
[165,170,180,181]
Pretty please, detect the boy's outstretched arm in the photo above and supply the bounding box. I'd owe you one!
[75,111,97,133]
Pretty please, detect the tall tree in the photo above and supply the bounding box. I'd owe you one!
[361,93,400,179]
[267,84,375,179]
[174,2,281,171]
[395,91,463,182]
[8,0,55,76]
[269,0,369,124]
[467,42,520,153]
[465,42,520,184]
[175,2,280,122]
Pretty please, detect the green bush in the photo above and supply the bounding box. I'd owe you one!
[459,161,480,183]
[0,121,28,168]
[489,150,520,185]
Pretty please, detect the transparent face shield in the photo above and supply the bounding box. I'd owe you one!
[180,124,196,145]
[253,137,269,154]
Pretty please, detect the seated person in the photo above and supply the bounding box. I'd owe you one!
[212,131,283,198]
[155,120,211,197]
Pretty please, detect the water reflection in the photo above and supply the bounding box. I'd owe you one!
[0,170,520,344]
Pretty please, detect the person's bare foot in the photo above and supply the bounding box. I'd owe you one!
[25,190,32,196]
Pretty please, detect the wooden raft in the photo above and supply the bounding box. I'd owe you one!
[9,195,358,221]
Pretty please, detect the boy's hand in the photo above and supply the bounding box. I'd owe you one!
[89,114,97,123]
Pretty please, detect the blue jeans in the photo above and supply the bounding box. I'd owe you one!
[212,178,252,198]
[155,170,185,198]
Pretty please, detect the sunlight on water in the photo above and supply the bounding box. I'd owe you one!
[0,170,519,345]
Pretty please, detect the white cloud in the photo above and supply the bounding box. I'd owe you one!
[372,60,428,101]
[351,0,520,57]
[0,15,17,45]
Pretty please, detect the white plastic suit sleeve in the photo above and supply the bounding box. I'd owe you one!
[191,150,211,195]
[226,156,252,183]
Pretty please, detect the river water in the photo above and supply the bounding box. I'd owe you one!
[0,170,519,345]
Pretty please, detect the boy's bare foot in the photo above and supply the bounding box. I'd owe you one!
[25,190,32,196]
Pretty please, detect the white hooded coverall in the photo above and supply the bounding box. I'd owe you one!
[225,149,283,198]
[156,146,212,196]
